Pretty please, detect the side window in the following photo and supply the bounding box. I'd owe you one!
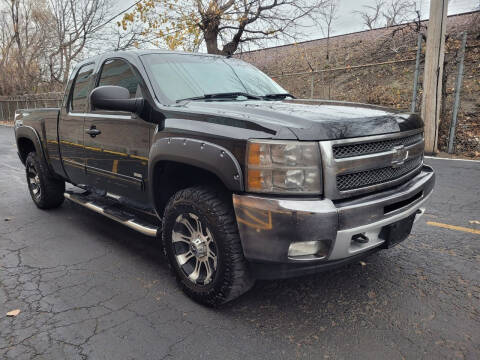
[70,63,95,112]
[97,59,140,98]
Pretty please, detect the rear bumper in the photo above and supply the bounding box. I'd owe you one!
[232,165,435,279]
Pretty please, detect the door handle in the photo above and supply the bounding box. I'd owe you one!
[85,126,101,137]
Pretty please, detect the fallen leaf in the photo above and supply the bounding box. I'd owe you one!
[359,261,367,266]
[6,309,20,317]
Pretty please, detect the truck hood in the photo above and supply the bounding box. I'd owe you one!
[183,99,423,140]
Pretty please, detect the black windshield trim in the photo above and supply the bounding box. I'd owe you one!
[262,93,296,100]
[176,92,263,103]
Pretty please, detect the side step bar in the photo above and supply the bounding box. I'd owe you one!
[64,192,159,237]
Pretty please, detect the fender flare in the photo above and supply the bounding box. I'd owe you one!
[148,137,244,197]
[15,126,46,165]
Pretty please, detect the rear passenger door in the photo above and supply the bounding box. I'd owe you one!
[58,63,95,185]
[83,58,151,203]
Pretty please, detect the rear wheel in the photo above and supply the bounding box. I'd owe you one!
[162,186,254,307]
[25,152,65,209]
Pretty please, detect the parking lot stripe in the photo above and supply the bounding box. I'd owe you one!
[426,221,480,235]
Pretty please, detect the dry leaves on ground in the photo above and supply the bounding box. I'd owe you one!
[6,309,21,317]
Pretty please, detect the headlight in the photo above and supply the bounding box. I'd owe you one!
[246,140,322,194]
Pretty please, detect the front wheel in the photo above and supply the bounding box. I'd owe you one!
[162,186,254,307]
[25,152,65,209]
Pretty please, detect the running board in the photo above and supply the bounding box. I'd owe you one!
[64,192,159,237]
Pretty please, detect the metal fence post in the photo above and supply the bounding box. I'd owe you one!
[310,72,314,99]
[329,73,333,100]
[448,32,467,154]
[6,101,10,121]
[411,33,423,113]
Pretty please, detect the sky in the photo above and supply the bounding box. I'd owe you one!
[114,0,479,46]
[332,0,478,37]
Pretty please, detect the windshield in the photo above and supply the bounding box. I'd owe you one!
[141,53,287,103]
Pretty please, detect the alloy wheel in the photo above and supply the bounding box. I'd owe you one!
[27,162,41,200]
[172,213,218,285]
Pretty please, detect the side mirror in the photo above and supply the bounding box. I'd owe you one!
[90,85,143,114]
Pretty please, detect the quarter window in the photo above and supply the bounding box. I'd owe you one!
[70,63,95,112]
[98,59,140,98]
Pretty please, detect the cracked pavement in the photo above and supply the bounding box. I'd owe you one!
[0,126,479,359]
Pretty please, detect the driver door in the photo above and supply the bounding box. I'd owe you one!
[58,63,95,185]
[83,58,152,203]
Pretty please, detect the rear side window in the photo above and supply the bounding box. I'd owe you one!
[70,63,95,112]
[98,59,140,98]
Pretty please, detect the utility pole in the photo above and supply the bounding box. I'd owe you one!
[421,0,448,154]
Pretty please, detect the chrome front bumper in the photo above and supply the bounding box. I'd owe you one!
[233,165,435,278]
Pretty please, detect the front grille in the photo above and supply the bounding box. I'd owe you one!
[336,155,423,191]
[333,132,423,159]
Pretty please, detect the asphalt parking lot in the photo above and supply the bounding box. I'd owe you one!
[0,125,479,359]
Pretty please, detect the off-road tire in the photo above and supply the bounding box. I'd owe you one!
[162,186,254,307]
[25,152,65,209]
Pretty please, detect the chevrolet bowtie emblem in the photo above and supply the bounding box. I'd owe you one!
[391,145,409,168]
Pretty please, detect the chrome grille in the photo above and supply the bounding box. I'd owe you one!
[333,132,423,158]
[319,129,425,200]
[336,155,423,191]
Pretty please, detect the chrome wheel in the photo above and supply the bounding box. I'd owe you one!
[172,213,218,285]
[27,162,41,200]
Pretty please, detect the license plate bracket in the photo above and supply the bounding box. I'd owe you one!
[379,214,416,248]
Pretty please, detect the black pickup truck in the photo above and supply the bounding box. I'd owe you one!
[14,50,435,306]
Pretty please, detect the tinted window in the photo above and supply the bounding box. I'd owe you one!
[70,63,94,112]
[98,59,140,98]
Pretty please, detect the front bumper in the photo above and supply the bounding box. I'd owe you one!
[233,165,435,279]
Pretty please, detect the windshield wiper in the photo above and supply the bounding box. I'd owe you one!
[262,93,295,100]
[176,92,262,103]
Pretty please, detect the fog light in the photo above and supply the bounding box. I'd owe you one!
[288,240,331,259]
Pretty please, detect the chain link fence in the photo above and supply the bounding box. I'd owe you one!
[270,56,420,110]
[0,93,62,123]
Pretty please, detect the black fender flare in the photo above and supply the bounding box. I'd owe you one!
[15,125,46,165]
[148,137,244,199]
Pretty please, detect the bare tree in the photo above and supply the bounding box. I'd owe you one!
[90,22,159,52]
[0,0,50,94]
[354,0,384,30]
[354,0,416,30]
[382,0,415,27]
[319,0,338,60]
[46,0,111,84]
[121,0,329,55]
[0,0,112,95]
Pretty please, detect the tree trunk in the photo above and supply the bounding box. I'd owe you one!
[204,28,221,54]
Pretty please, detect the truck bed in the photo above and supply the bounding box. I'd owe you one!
[14,107,60,127]
[14,107,61,174]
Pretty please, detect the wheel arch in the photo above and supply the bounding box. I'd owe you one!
[148,138,244,216]
[16,126,44,164]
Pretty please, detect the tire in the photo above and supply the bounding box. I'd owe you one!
[25,152,65,209]
[162,186,254,307]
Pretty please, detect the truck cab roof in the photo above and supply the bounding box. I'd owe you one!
[75,49,225,68]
